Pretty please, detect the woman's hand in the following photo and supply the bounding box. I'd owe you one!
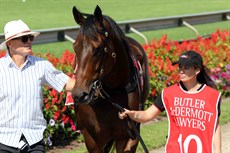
[118,109,129,119]
[118,109,138,120]
[118,105,161,123]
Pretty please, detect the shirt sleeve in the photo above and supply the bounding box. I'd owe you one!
[44,61,69,92]
[153,93,165,112]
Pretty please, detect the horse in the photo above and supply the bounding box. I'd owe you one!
[71,5,150,153]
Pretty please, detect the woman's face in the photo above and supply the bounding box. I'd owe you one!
[178,65,200,83]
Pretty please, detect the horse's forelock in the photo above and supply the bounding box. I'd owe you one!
[81,14,125,43]
[81,15,99,41]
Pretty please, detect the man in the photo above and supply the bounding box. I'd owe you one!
[0,20,75,152]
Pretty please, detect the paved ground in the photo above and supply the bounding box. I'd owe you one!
[150,122,230,153]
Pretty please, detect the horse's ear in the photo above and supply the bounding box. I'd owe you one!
[72,6,85,26]
[94,5,103,23]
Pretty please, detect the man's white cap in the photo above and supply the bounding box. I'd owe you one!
[0,20,40,49]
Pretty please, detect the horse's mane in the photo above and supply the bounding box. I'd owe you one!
[104,15,126,41]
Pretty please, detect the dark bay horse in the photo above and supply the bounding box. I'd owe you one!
[71,5,150,153]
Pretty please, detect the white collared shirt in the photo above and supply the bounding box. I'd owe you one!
[0,53,69,147]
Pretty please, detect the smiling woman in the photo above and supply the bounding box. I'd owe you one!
[119,50,222,153]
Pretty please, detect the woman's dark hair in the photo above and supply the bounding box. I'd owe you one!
[197,65,217,89]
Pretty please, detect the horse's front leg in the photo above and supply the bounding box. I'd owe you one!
[82,128,104,153]
[115,138,139,153]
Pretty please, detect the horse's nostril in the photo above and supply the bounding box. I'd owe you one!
[72,91,89,104]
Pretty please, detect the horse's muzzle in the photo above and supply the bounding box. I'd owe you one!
[72,87,91,104]
[72,81,101,104]
[72,91,90,104]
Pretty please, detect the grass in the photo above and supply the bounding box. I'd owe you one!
[53,98,230,153]
[0,0,229,30]
[31,20,230,58]
[136,120,168,152]
[130,21,230,44]
[219,98,230,125]
[1,0,229,57]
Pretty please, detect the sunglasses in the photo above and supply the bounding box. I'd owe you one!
[13,35,35,43]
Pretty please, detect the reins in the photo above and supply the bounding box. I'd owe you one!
[99,86,149,153]
[95,19,150,152]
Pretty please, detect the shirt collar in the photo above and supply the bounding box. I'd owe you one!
[179,81,204,91]
[5,52,14,67]
[5,52,34,68]
[26,55,34,64]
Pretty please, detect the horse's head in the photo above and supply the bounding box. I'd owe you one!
[72,5,130,103]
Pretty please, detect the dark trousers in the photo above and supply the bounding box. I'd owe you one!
[0,135,45,153]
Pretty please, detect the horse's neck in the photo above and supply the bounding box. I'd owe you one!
[104,43,130,89]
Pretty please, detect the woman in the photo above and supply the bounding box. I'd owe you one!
[119,50,221,153]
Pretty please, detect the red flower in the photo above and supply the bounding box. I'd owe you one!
[52,97,58,105]
[151,89,156,97]
[53,111,60,121]
[62,115,70,124]
[45,104,50,109]
[62,106,67,112]
[50,89,58,97]
[0,51,6,58]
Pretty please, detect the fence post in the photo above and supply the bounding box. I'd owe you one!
[130,27,148,44]
[182,21,199,37]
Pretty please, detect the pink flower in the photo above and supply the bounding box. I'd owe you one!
[71,125,76,131]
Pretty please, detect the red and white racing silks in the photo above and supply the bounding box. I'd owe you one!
[162,84,221,153]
